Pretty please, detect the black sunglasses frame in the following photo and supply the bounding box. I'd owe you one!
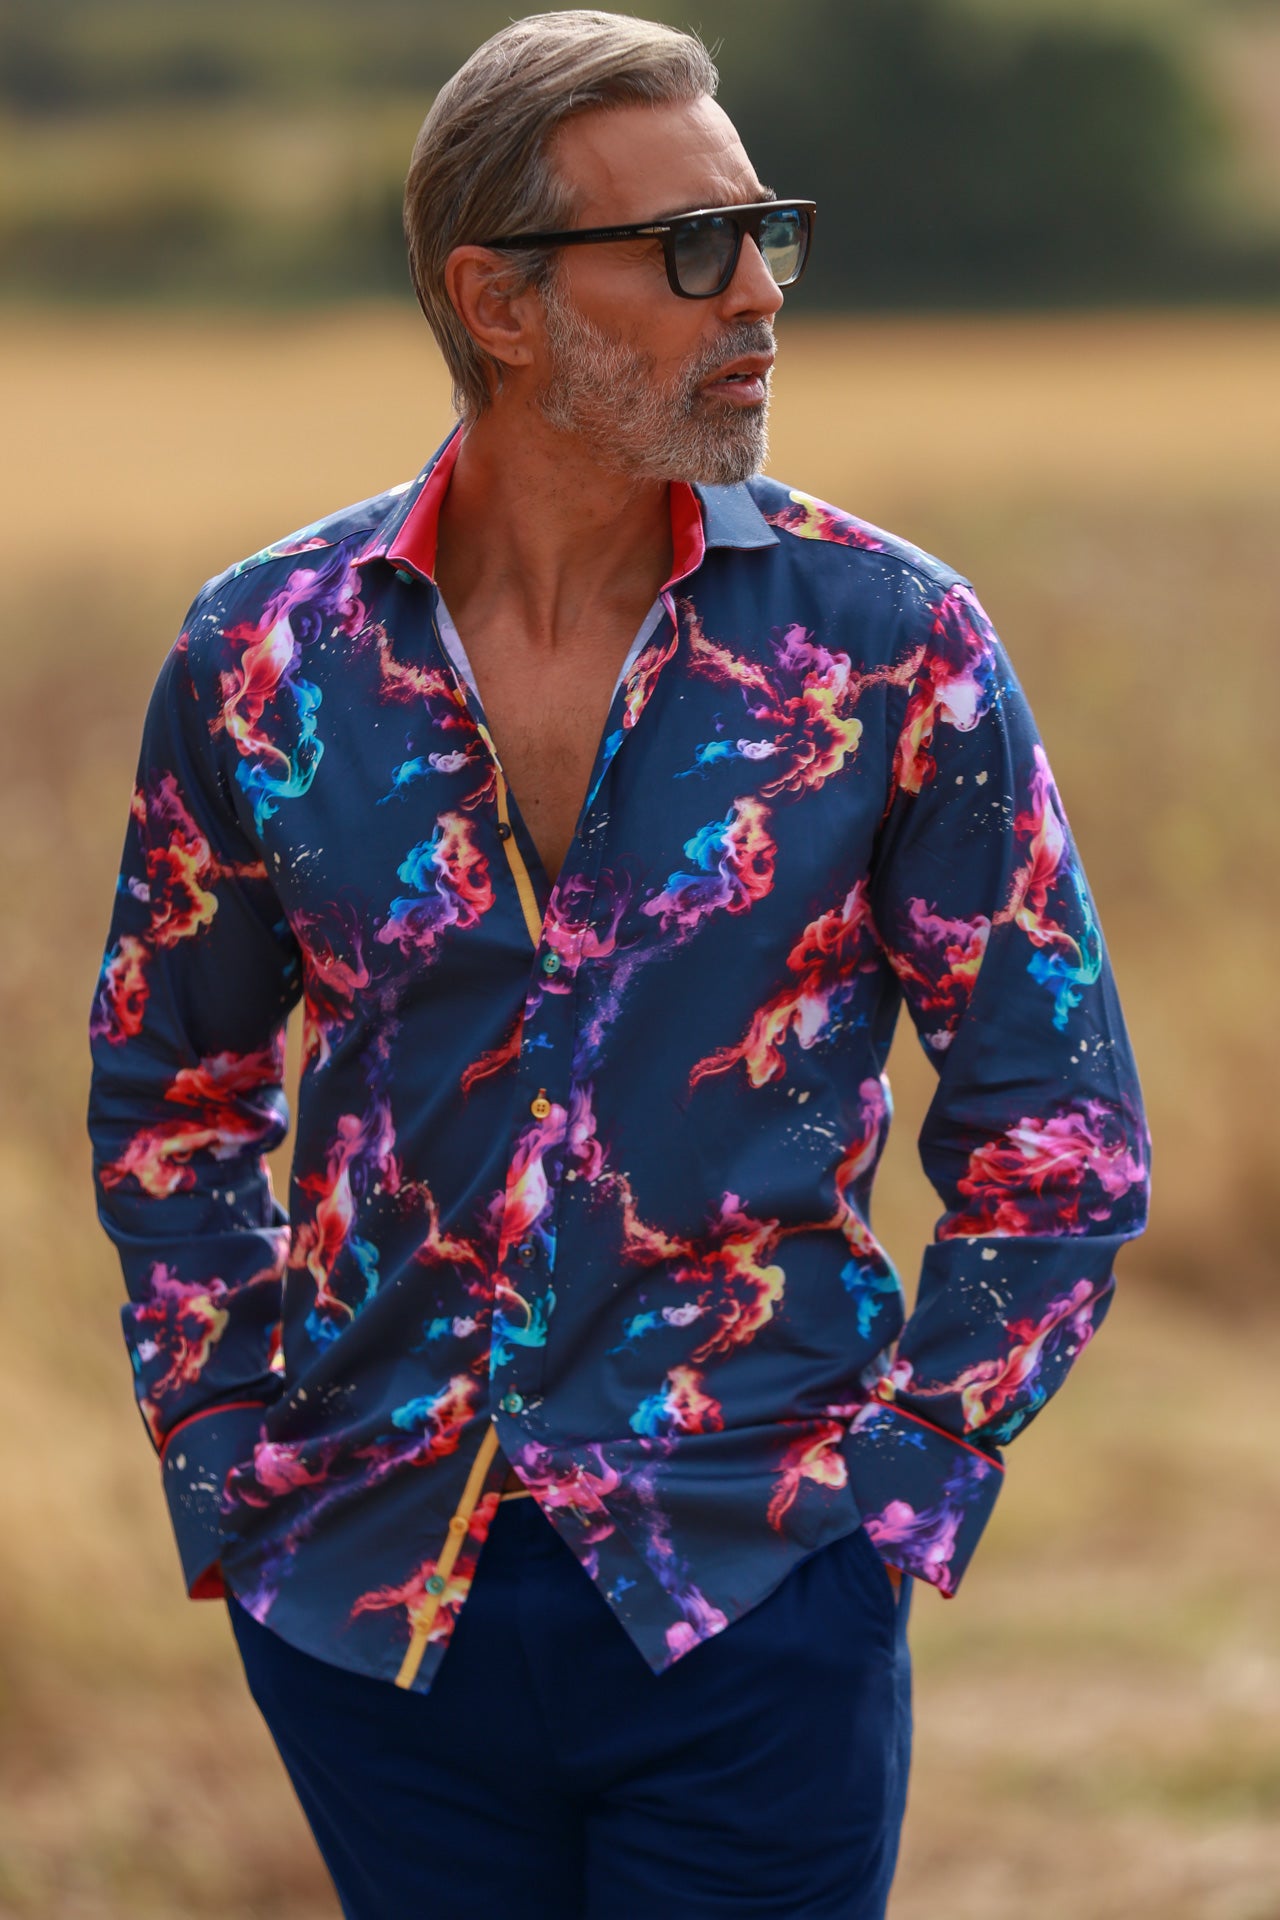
[476,199,817,299]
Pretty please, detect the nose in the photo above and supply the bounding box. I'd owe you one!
[720,231,786,322]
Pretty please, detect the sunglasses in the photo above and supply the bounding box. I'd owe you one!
[477,199,816,300]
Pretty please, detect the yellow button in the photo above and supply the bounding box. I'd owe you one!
[447,1514,469,1534]
[530,1091,552,1119]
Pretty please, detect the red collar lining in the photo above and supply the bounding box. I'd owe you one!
[387,432,706,593]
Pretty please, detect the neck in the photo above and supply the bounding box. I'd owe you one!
[434,402,674,643]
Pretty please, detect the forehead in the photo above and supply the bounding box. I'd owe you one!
[549,95,764,226]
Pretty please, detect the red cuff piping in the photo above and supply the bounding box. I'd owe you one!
[870,1399,1006,1472]
[159,1399,267,1459]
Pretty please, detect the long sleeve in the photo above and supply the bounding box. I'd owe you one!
[87,609,302,1597]
[842,579,1149,1595]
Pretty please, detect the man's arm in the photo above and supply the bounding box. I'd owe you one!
[87,608,302,1597]
[845,579,1149,1596]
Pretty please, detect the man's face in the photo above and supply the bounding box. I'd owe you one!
[530,95,785,486]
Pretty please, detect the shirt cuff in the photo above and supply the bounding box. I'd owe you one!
[839,1401,1005,1597]
[159,1400,270,1599]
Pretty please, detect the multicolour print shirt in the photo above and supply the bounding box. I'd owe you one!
[88,426,1148,1692]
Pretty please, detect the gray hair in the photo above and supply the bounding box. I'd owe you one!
[403,11,719,420]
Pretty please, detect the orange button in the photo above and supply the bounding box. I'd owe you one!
[530,1091,552,1119]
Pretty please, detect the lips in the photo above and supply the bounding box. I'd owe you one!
[702,352,775,407]
[706,352,775,387]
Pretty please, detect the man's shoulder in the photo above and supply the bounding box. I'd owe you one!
[188,479,415,614]
[742,475,969,597]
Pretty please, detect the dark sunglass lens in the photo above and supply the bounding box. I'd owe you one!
[671,214,737,295]
[758,208,807,286]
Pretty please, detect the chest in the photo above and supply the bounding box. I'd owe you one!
[453,620,640,885]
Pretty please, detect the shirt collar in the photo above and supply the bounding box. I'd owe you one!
[354,423,778,589]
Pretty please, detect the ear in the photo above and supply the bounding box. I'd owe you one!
[445,246,543,376]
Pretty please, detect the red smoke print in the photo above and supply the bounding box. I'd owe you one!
[683,608,918,800]
[90,774,268,1045]
[997,747,1065,930]
[690,879,879,1088]
[100,1042,286,1198]
[90,933,151,1044]
[825,1077,894,1264]
[460,1014,523,1094]
[641,795,775,936]
[873,1277,1106,1438]
[589,1145,787,1362]
[631,1365,726,1440]
[940,1099,1148,1239]
[892,584,997,796]
[618,628,680,733]
[492,1099,569,1266]
[765,489,888,551]
[766,1419,849,1529]
[348,1489,500,1652]
[128,1251,284,1443]
[294,907,373,1070]
[376,812,494,957]
[372,624,460,709]
[882,898,992,1044]
[291,1097,398,1328]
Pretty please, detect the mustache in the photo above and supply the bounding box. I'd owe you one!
[685,322,777,387]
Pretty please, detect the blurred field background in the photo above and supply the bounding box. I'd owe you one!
[3,1,1280,1916]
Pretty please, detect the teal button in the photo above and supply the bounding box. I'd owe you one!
[500,1391,524,1415]
[541,952,562,975]
[425,1573,446,1594]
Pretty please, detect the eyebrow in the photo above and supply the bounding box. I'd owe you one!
[648,185,776,221]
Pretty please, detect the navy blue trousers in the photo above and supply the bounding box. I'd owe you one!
[228,1493,913,1919]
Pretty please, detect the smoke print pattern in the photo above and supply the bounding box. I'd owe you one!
[99,1042,288,1198]
[376,812,494,957]
[766,1419,851,1529]
[689,878,880,1089]
[893,583,1000,797]
[125,1250,285,1446]
[641,796,776,935]
[764,489,889,551]
[290,1094,398,1345]
[630,1365,725,1439]
[827,1077,902,1338]
[681,608,895,799]
[230,1372,484,1623]
[941,1097,1148,1240]
[348,1489,501,1656]
[879,898,992,1055]
[994,745,1103,1029]
[874,1274,1111,1447]
[857,1444,999,1597]
[90,769,270,1045]
[216,546,369,830]
[292,905,372,1071]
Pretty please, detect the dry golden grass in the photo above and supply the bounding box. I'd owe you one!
[6,308,1279,574]
[2,308,1278,1918]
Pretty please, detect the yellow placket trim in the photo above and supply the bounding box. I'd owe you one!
[394,1420,502,1690]
[490,757,543,948]
[429,611,543,953]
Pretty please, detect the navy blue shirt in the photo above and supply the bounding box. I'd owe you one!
[88,427,1148,1690]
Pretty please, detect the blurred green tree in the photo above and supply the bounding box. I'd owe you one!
[0,0,1273,304]
[721,0,1232,303]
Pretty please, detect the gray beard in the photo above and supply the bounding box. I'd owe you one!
[534,280,773,486]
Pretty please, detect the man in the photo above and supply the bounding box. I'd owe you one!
[88,11,1149,1918]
